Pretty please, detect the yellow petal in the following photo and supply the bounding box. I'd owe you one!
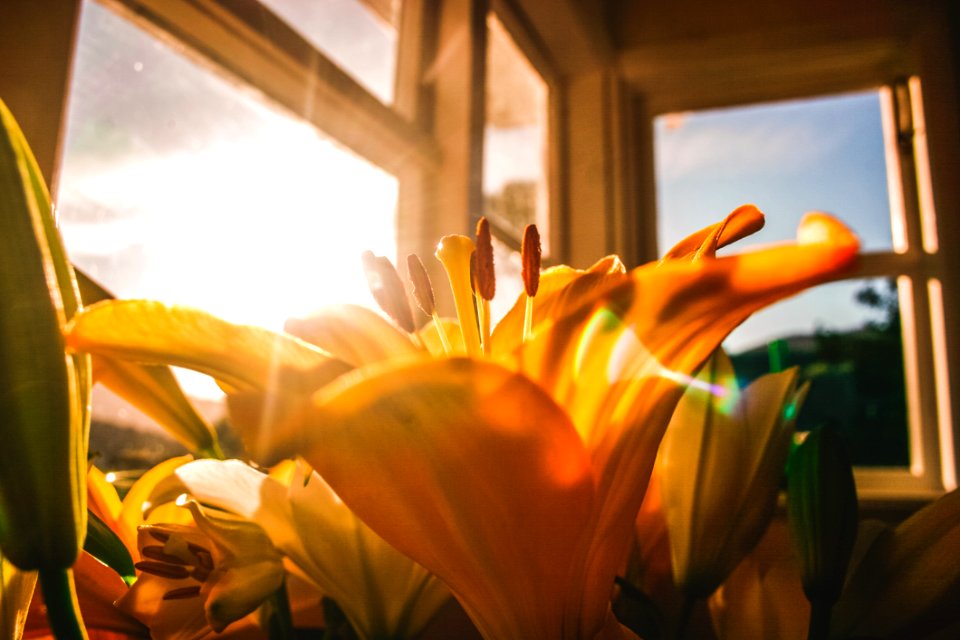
[660,352,799,596]
[119,455,193,550]
[419,317,466,356]
[515,213,857,623]
[708,521,809,640]
[94,358,221,458]
[661,204,765,261]
[285,303,421,368]
[492,255,628,356]
[66,300,351,393]
[204,558,284,633]
[834,488,960,637]
[159,458,449,640]
[87,466,123,525]
[238,358,596,640]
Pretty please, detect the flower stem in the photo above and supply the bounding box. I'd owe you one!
[674,594,697,640]
[807,599,832,640]
[38,568,87,640]
[261,580,294,640]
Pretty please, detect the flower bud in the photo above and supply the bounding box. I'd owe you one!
[786,426,858,606]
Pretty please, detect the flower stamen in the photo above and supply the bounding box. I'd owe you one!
[135,561,192,579]
[141,545,189,565]
[521,224,541,343]
[407,254,451,353]
[146,529,171,543]
[361,251,416,334]
[162,585,202,601]
[474,217,495,354]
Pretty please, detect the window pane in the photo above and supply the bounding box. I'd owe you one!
[655,91,894,253]
[490,236,524,324]
[58,1,397,463]
[726,279,910,467]
[483,13,549,250]
[258,0,399,104]
[655,92,908,467]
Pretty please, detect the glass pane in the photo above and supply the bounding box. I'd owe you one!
[655,91,910,467]
[483,13,549,250]
[726,278,909,467]
[490,236,524,324]
[655,90,894,254]
[259,0,399,104]
[58,1,398,464]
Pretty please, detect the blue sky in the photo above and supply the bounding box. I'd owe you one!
[655,91,896,353]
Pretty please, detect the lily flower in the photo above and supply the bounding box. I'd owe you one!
[65,207,859,639]
[659,348,808,599]
[147,457,450,640]
[118,501,285,639]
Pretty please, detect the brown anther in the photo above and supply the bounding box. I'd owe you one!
[192,566,212,582]
[162,585,202,601]
[474,217,496,300]
[521,224,541,296]
[142,545,188,565]
[188,544,215,570]
[361,250,416,333]
[135,561,191,579]
[145,529,170,543]
[406,254,436,317]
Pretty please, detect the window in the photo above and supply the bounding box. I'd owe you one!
[45,0,435,471]
[258,0,401,104]
[482,8,552,322]
[654,82,953,496]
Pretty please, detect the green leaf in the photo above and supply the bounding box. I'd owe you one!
[84,511,136,586]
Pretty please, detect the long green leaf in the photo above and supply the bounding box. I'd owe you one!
[84,512,136,586]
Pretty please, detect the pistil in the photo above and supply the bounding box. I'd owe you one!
[435,235,482,356]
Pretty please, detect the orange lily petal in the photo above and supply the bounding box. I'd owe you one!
[119,455,194,551]
[285,303,421,368]
[26,552,148,638]
[239,358,596,640]
[66,300,351,393]
[661,204,765,261]
[93,358,221,458]
[515,212,857,629]
[492,256,628,356]
[87,466,123,526]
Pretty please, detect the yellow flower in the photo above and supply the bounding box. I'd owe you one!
[65,206,859,639]
[149,457,450,640]
[659,348,808,598]
[118,501,285,639]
